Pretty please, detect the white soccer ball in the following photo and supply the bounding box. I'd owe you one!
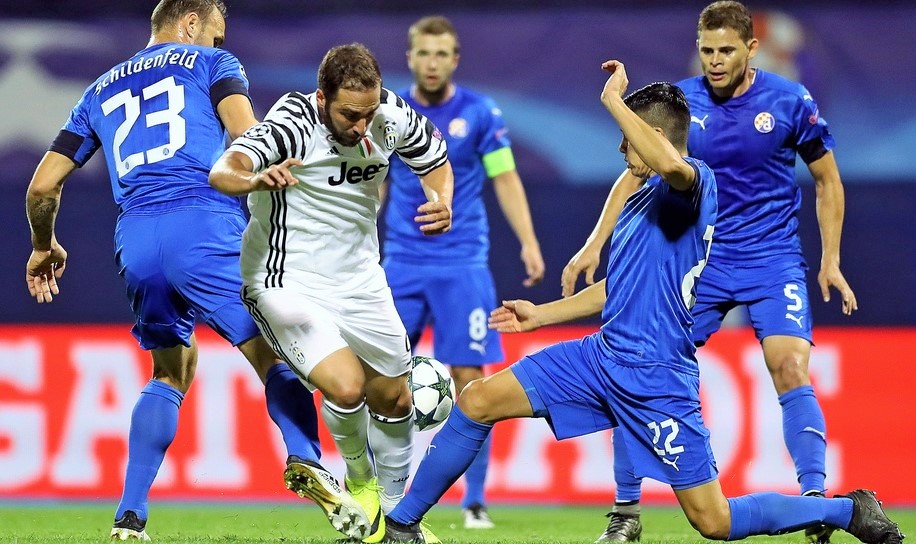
[408,356,456,432]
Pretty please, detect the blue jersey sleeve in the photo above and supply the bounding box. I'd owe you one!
[207,50,249,109]
[51,85,101,166]
[475,96,511,156]
[791,85,836,164]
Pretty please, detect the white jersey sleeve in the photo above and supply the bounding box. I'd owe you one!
[230,92,319,170]
[381,89,448,176]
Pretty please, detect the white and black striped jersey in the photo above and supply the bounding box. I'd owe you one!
[229,88,448,292]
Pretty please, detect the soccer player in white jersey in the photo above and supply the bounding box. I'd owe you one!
[209,43,453,544]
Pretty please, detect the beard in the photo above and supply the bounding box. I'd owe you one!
[319,101,360,147]
[417,82,449,104]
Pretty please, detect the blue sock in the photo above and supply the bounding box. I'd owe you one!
[115,380,184,521]
[265,364,320,461]
[727,493,853,540]
[779,385,827,494]
[461,434,491,508]
[613,430,642,502]
[389,406,491,525]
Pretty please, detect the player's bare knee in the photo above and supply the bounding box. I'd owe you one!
[456,378,493,423]
[237,336,279,383]
[768,355,810,393]
[450,365,484,394]
[686,508,730,540]
[322,379,366,409]
[151,363,195,393]
[368,379,412,418]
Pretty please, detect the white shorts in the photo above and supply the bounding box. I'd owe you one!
[241,284,411,384]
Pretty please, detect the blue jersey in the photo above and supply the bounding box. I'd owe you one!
[51,43,249,214]
[677,70,834,263]
[600,158,717,371]
[384,85,512,265]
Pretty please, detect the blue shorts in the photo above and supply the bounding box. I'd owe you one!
[692,257,813,346]
[383,258,503,366]
[511,333,718,489]
[115,208,260,350]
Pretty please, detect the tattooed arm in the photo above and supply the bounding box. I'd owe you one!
[25,151,76,303]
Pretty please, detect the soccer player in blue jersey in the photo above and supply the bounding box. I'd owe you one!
[382,15,544,530]
[379,60,902,544]
[22,1,361,541]
[562,3,859,543]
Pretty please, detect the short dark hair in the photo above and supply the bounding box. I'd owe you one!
[698,1,754,42]
[151,0,226,34]
[408,15,460,53]
[318,43,382,101]
[623,82,690,149]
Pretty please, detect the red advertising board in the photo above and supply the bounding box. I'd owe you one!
[0,325,912,504]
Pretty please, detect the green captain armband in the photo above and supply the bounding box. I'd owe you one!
[482,147,516,178]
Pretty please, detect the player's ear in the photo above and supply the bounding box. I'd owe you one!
[182,12,201,42]
[746,38,760,60]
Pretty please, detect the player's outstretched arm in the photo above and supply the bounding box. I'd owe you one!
[25,151,76,303]
[808,151,858,315]
[599,60,695,191]
[209,151,302,196]
[492,169,545,287]
[490,279,608,334]
[416,160,454,235]
[561,169,642,297]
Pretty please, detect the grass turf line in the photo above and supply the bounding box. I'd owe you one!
[0,504,913,543]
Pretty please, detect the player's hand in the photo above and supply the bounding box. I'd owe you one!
[521,243,545,287]
[415,201,452,236]
[488,299,541,333]
[26,243,68,304]
[561,243,601,298]
[600,60,629,104]
[250,158,303,192]
[818,263,858,316]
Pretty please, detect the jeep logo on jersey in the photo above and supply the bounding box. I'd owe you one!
[328,161,383,186]
[384,123,397,150]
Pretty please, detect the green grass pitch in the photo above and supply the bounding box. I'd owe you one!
[0,503,913,543]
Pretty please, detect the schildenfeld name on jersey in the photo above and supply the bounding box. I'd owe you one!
[94,48,200,95]
[327,161,384,186]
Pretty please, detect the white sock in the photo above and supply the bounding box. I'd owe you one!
[321,399,374,482]
[368,410,414,513]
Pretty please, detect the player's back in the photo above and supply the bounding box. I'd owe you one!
[600,158,717,370]
[677,72,832,263]
[62,43,244,214]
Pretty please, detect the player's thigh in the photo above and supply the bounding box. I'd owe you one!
[242,286,349,385]
[382,258,431,347]
[607,363,719,490]
[161,210,262,346]
[743,259,813,343]
[509,333,617,440]
[427,265,503,366]
[691,261,738,347]
[335,285,412,379]
[115,213,195,350]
